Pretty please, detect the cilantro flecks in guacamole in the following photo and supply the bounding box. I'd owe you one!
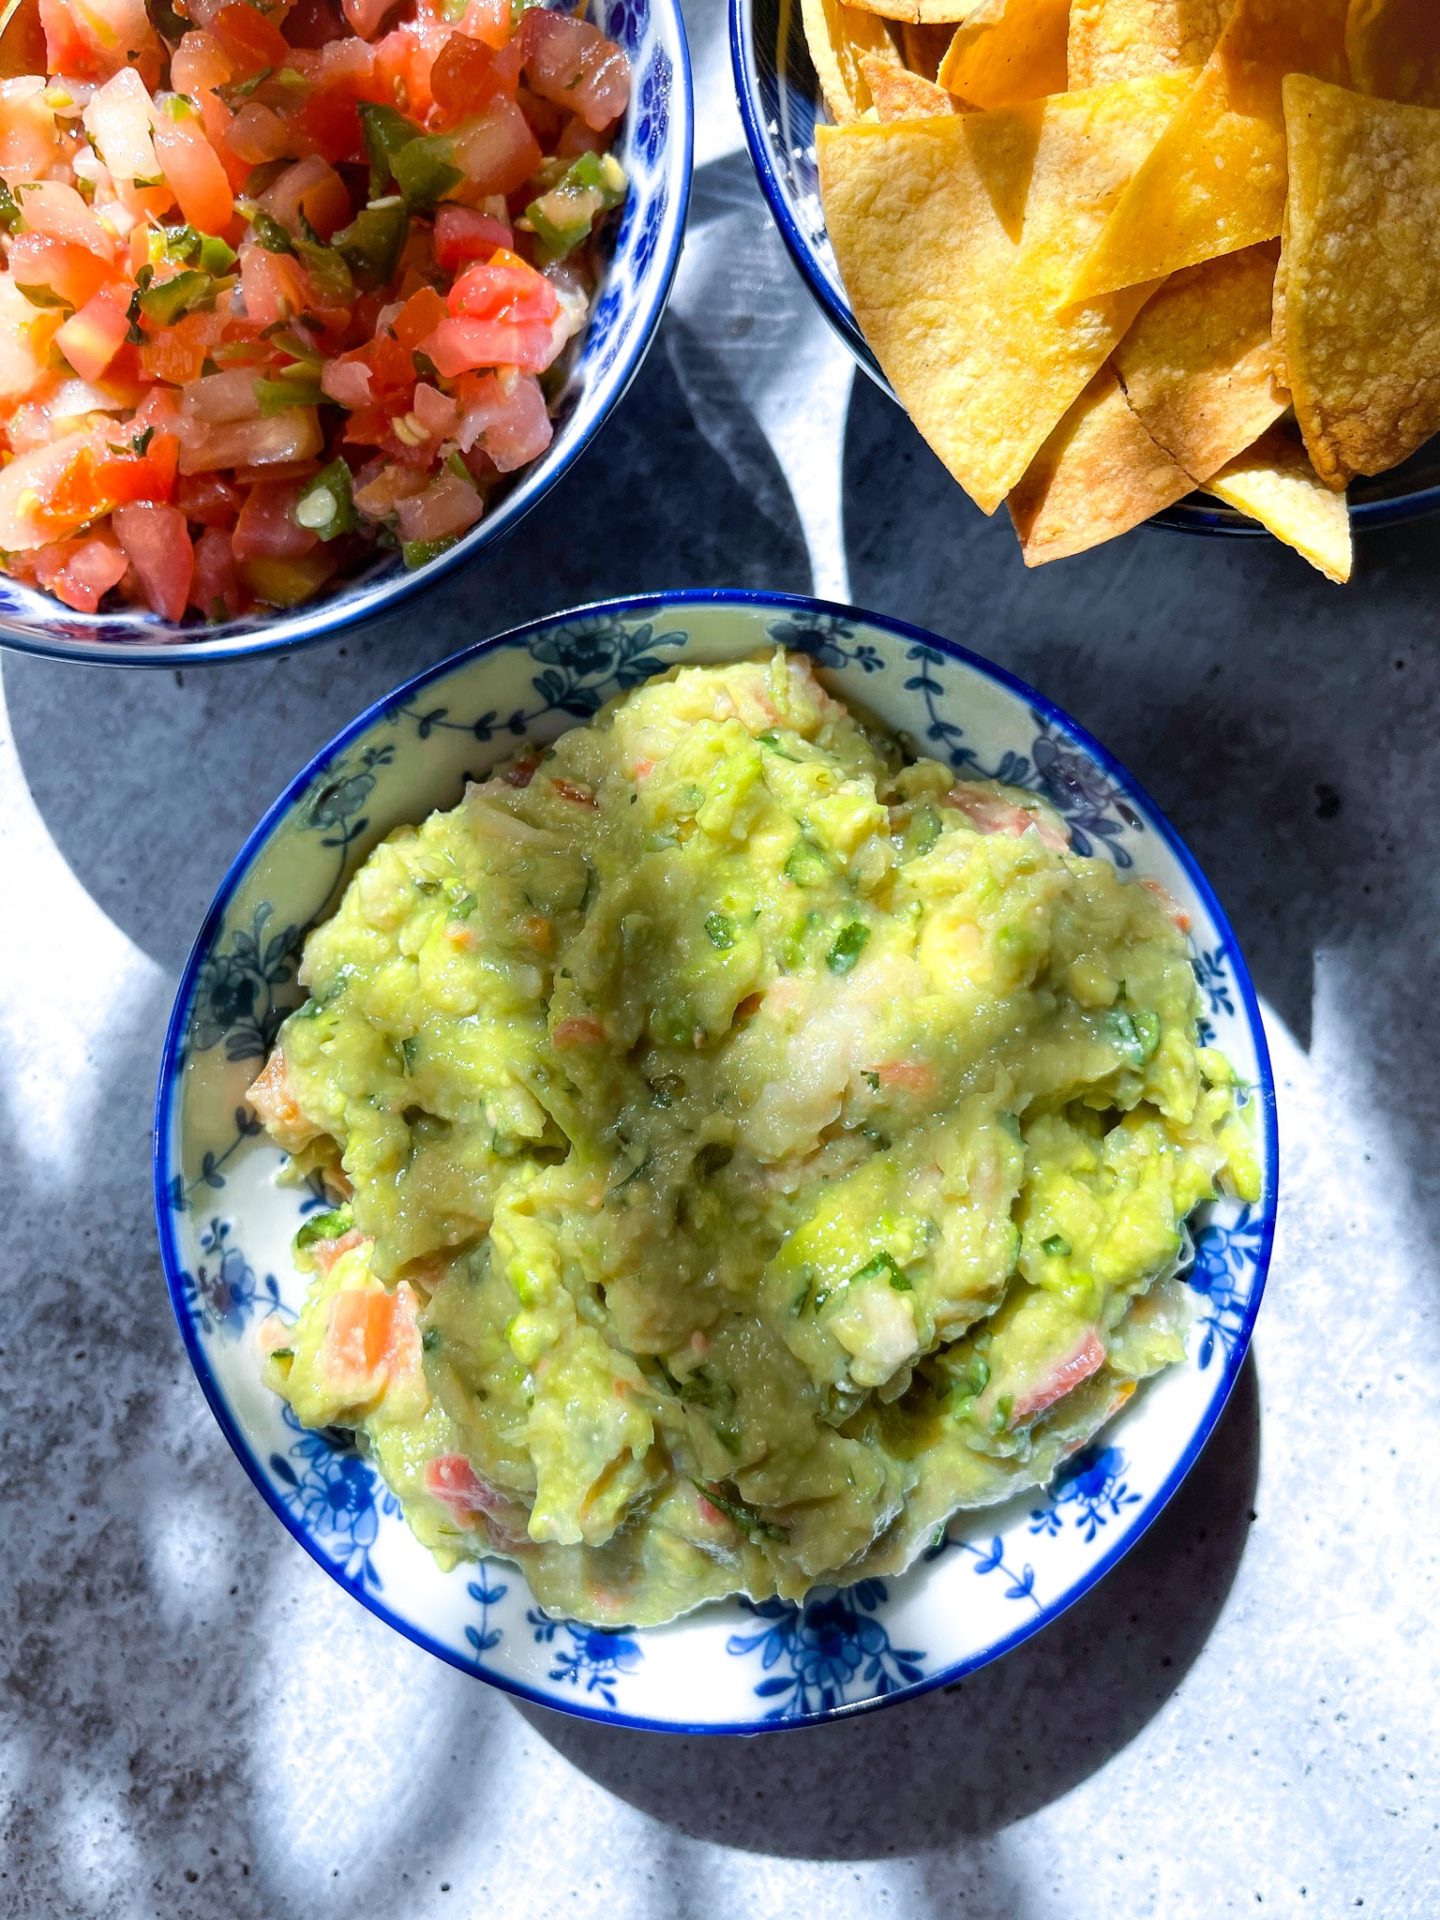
[248,653,1259,1627]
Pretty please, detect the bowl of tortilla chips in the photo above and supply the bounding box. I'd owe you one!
[731,0,1440,581]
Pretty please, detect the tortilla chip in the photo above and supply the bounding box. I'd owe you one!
[1068,0,1349,302]
[1206,427,1352,580]
[936,0,1070,108]
[1282,75,1440,485]
[844,0,982,23]
[817,74,1193,514]
[1067,0,1231,88]
[1008,367,1195,563]
[1346,0,1440,109]
[1112,243,1287,481]
[861,54,960,118]
[901,20,958,75]
[801,0,903,123]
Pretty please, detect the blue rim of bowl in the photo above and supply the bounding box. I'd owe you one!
[0,15,694,670]
[153,586,1279,1735]
[727,0,1440,540]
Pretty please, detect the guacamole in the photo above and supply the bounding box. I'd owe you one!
[249,652,1259,1627]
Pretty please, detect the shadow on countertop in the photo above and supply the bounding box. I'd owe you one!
[518,1355,1261,1860]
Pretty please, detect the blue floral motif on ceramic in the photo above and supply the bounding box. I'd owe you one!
[269,1406,398,1593]
[0,2,692,666]
[1184,1207,1267,1369]
[466,1574,508,1658]
[156,590,1276,1731]
[1030,1445,1142,1544]
[727,1580,924,1721]
[528,1610,643,1707]
[178,1216,281,1336]
[923,1529,1041,1607]
[903,645,1142,865]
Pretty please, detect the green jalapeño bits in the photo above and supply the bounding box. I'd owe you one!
[293,461,357,542]
[249,654,1258,1630]
[525,150,629,258]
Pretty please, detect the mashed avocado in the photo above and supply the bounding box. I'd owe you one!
[250,652,1259,1626]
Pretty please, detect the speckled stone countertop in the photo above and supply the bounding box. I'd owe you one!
[2,6,1438,1915]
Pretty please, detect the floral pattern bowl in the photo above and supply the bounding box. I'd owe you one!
[0,1,692,668]
[153,589,1277,1732]
[729,0,1440,540]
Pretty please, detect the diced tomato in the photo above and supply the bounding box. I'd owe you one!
[449,96,542,195]
[311,1227,366,1274]
[39,0,162,87]
[430,33,505,124]
[240,244,308,328]
[260,156,352,241]
[54,285,131,384]
[177,471,244,527]
[552,1015,606,1048]
[295,84,364,165]
[454,0,509,51]
[869,1059,938,1095]
[395,470,482,542]
[6,236,114,313]
[139,307,228,385]
[449,254,558,326]
[390,284,448,351]
[211,2,291,73]
[191,524,242,617]
[342,0,400,38]
[1010,1331,1107,1425]
[17,181,115,259]
[286,0,349,49]
[0,3,49,80]
[232,479,319,562]
[92,430,180,508]
[453,369,550,470]
[33,532,129,611]
[113,502,193,620]
[0,76,60,180]
[424,1455,528,1550]
[153,107,234,234]
[422,314,556,378]
[520,8,630,131]
[434,204,514,271]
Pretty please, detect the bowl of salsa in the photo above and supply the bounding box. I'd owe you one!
[0,0,691,662]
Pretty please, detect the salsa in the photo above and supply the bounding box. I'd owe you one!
[249,653,1260,1627]
[0,0,629,618]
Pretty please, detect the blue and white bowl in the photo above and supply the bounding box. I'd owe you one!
[730,0,1440,539]
[153,589,1277,1733]
[0,2,692,667]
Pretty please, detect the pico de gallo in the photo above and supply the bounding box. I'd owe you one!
[0,0,630,619]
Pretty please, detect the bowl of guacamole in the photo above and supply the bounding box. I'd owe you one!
[155,591,1276,1730]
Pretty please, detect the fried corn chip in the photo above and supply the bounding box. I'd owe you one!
[1008,366,1195,563]
[860,53,960,118]
[1113,243,1287,481]
[1206,427,1352,580]
[801,0,903,123]
[817,74,1193,514]
[901,20,958,75]
[1282,74,1440,486]
[1346,0,1440,109]
[1067,0,1231,88]
[937,0,1071,108]
[1068,0,1349,302]
[844,0,982,24]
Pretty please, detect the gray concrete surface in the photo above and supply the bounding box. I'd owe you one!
[2,4,1438,1914]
